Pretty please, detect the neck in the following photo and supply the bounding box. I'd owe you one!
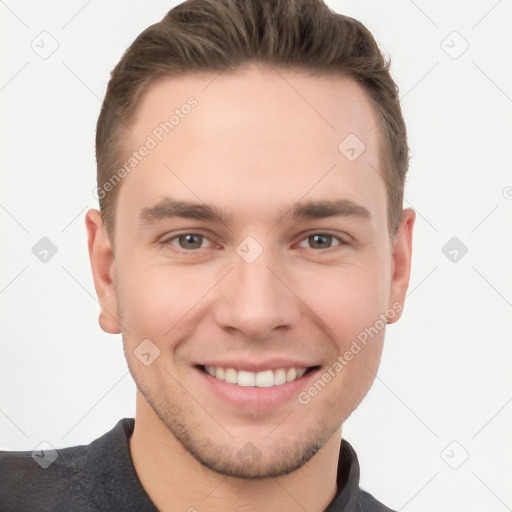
[129,393,342,512]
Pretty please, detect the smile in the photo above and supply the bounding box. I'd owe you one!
[201,365,310,387]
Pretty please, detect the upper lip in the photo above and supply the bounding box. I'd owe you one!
[197,358,319,372]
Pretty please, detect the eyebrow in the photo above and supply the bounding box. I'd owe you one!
[138,197,371,226]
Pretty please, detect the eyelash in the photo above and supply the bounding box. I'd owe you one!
[159,232,349,253]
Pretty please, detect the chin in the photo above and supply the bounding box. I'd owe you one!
[183,434,328,480]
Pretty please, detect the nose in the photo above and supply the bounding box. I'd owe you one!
[212,244,301,341]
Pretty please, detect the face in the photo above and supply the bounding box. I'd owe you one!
[87,64,414,479]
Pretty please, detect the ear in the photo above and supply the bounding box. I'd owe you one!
[387,208,415,324]
[85,209,121,334]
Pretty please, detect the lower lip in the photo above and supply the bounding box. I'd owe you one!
[195,366,320,409]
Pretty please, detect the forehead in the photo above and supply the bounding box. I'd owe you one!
[117,65,385,229]
[128,65,380,151]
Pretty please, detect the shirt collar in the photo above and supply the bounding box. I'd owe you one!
[324,437,361,511]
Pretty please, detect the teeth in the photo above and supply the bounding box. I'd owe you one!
[255,370,274,388]
[225,368,237,384]
[237,370,255,387]
[286,368,297,382]
[273,368,287,386]
[203,365,308,387]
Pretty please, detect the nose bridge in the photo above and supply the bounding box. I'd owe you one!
[213,239,300,339]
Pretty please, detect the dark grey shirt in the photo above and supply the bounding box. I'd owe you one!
[0,418,396,511]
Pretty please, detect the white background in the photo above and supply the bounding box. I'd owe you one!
[1,1,511,511]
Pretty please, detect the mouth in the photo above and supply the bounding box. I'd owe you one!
[197,364,319,388]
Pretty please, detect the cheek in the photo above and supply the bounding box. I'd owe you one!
[116,256,217,341]
[294,258,390,343]
[116,259,178,337]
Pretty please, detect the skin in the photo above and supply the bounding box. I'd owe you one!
[86,64,415,512]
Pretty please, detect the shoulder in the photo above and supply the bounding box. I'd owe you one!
[0,443,95,511]
[0,418,136,512]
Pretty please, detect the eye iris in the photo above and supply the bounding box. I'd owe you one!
[174,234,337,250]
[179,234,202,249]
[310,234,331,249]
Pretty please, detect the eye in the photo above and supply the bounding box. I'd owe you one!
[163,233,214,251]
[160,232,348,253]
[297,233,346,250]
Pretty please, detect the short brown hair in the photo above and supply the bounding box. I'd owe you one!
[96,0,408,240]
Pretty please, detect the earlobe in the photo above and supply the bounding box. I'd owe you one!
[387,208,415,324]
[85,209,121,334]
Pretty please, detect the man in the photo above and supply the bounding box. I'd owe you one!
[0,0,414,510]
